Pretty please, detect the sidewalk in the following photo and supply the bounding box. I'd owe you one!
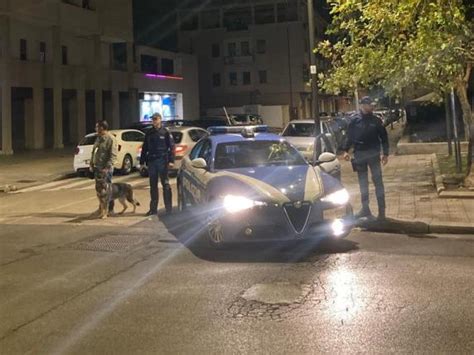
[341,154,474,234]
[0,147,75,192]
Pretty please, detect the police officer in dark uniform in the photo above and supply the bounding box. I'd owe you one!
[343,97,389,221]
[140,113,175,216]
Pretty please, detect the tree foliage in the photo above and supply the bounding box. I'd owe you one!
[317,0,474,181]
[317,0,474,102]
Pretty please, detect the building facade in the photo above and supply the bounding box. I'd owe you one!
[177,0,350,123]
[0,0,199,154]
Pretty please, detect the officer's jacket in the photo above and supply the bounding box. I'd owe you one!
[140,127,175,165]
[91,132,118,170]
[343,112,389,156]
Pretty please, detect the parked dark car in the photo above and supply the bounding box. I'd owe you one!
[231,114,264,125]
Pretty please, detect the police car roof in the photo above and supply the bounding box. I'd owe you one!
[210,132,282,144]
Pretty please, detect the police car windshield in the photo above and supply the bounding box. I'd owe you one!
[282,123,314,137]
[214,140,306,169]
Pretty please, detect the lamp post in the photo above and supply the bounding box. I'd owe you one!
[307,0,322,161]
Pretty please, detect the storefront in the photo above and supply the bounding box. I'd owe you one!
[139,92,184,122]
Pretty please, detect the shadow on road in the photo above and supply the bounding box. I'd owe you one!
[159,209,359,263]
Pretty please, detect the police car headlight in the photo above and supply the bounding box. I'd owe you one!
[223,195,265,213]
[321,189,350,206]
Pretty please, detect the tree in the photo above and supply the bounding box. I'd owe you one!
[317,0,474,183]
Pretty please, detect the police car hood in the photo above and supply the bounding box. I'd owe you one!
[213,165,324,204]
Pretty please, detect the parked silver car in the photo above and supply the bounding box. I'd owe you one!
[138,126,209,177]
[281,120,337,162]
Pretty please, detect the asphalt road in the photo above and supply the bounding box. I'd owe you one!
[0,175,473,354]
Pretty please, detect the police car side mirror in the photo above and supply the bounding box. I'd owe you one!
[191,158,208,169]
[318,152,337,163]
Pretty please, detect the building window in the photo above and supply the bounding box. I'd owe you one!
[39,41,46,63]
[256,40,266,54]
[140,54,158,73]
[111,43,127,70]
[229,72,237,86]
[277,3,298,22]
[241,41,250,56]
[228,42,237,57]
[61,45,68,65]
[243,71,251,85]
[212,73,221,87]
[202,9,220,29]
[212,43,220,58]
[161,58,174,75]
[255,4,275,24]
[20,39,27,61]
[259,70,267,84]
[223,7,252,31]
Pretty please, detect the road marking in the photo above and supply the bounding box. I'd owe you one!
[10,179,79,193]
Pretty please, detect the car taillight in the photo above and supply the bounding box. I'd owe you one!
[74,147,80,155]
[174,144,188,156]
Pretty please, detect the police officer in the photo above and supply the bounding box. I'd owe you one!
[343,97,389,221]
[90,120,118,215]
[140,113,175,216]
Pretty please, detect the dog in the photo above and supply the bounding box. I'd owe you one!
[95,179,140,219]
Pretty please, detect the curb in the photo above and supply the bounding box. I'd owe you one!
[358,218,474,235]
[0,171,76,194]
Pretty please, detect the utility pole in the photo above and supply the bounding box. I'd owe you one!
[307,0,322,161]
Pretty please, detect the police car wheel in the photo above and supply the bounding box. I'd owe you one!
[207,216,225,248]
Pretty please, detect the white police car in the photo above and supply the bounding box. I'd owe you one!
[177,126,353,247]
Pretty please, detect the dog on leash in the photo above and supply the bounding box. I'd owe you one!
[95,179,140,219]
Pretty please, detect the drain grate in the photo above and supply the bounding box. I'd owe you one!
[66,234,146,252]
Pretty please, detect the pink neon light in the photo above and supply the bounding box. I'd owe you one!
[145,73,184,80]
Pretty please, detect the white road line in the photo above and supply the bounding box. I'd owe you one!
[45,179,95,191]
[10,179,82,194]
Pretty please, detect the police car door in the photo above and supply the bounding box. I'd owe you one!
[191,139,213,204]
[183,139,211,205]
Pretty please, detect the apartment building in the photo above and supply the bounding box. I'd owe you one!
[177,0,350,122]
[0,0,199,154]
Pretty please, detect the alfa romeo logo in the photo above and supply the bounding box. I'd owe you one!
[294,201,302,209]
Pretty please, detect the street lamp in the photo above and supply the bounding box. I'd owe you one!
[307,0,322,161]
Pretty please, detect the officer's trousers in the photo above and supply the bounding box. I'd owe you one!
[148,159,172,213]
[354,151,386,215]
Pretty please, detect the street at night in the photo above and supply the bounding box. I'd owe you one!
[0,180,473,353]
[1,0,474,353]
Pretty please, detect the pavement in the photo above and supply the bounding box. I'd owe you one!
[0,147,75,192]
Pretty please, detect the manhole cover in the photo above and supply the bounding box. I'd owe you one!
[66,234,145,252]
[17,179,37,183]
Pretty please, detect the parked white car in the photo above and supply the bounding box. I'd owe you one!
[281,120,337,162]
[74,129,145,175]
[138,126,209,176]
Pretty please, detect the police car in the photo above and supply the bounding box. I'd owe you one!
[177,126,353,247]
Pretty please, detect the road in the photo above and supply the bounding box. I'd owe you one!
[0,174,473,354]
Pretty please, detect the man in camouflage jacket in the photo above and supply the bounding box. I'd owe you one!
[90,120,118,214]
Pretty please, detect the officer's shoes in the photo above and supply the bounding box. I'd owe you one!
[145,210,158,217]
[354,209,373,220]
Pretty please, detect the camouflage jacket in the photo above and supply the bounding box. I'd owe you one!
[90,133,117,170]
